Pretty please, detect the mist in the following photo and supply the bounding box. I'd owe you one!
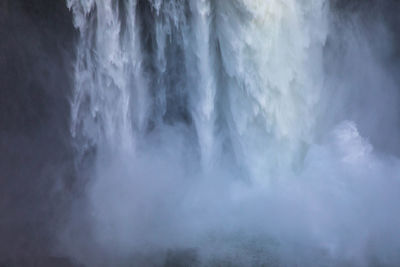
[1,0,400,266]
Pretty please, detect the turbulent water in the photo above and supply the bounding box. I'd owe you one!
[63,0,400,266]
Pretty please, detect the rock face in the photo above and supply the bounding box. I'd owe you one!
[0,0,76,265]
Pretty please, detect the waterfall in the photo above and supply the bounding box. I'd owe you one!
[67,0,328,179]
[63,1,400,266]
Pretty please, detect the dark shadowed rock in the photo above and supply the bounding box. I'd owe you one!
[0,0,77,264]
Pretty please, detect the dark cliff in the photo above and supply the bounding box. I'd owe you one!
[0,1,76,265]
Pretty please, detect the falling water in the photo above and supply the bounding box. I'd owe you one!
[68,0,327,178]
[64,0,400,266]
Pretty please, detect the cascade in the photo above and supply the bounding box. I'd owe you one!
[67,0,328,179]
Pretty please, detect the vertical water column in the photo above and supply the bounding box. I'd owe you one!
[187,0,219,169]
[216,0,328,183]
[147,0,190,126]
[68,0,149,157]
[146,0,220,169]
[124,0,151,138]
